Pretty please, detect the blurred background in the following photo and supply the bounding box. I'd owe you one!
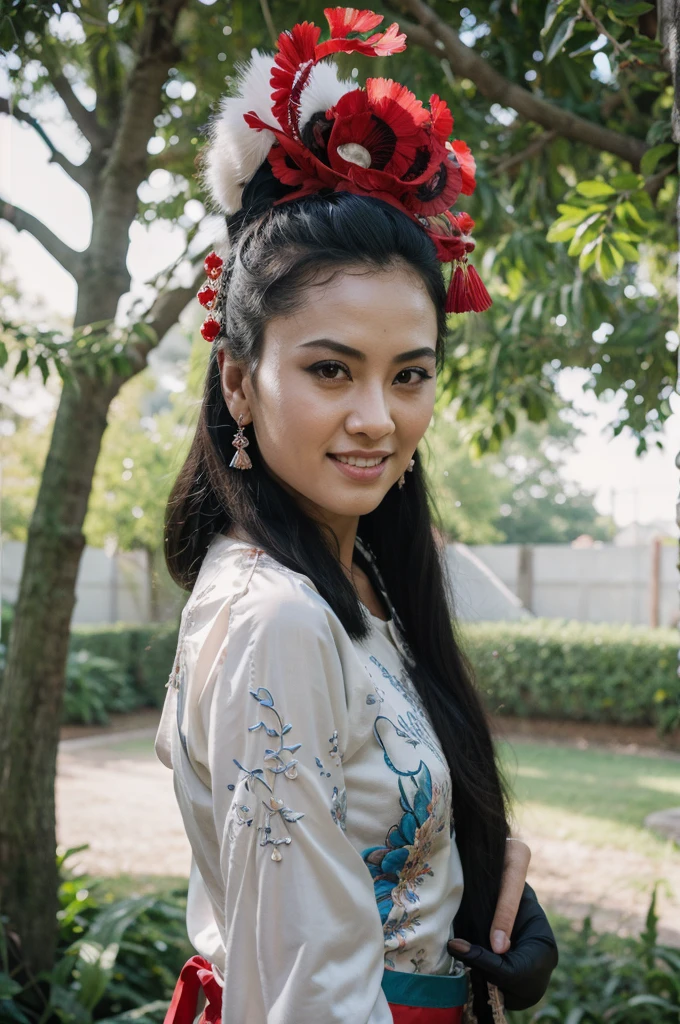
[1,1,679,1021]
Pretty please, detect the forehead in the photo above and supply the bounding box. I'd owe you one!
[264,265,438,353]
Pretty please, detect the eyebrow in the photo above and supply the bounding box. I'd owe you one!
[298,339,437,363]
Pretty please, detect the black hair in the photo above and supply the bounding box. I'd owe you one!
[165,162,512,979]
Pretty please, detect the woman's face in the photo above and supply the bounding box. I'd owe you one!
[231,263,438,533]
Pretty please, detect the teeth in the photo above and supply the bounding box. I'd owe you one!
[334,454,384,467]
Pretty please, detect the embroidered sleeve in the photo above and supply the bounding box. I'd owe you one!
[206,577,393,1024]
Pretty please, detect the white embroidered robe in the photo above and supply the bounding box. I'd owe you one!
[155,534,466,1024]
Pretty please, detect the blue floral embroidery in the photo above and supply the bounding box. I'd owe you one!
[369,656,445,766]
[328,730,343,766]
[366,684,385,707]
[230,686,304,861]
[362,762,449,952]
[315,757,331,778]
[330,786,347,831]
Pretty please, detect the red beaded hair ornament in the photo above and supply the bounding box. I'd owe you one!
[197,5,492,342]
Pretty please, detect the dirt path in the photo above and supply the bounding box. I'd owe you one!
[56,728,680,946]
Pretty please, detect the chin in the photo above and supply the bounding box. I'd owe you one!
[314,490,392,518]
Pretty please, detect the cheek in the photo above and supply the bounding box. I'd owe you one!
[397,387,436,440]
[252,367,334,450]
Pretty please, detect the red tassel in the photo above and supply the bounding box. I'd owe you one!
[445,261,492,314]
[465,263,493,312]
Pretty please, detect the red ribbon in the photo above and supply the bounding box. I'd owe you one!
[388,1004,464,1023]
[163,956,223,1024]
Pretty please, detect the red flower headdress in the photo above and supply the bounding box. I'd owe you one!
[198,6,492,341]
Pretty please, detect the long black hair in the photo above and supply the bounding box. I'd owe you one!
[166,164,512,962]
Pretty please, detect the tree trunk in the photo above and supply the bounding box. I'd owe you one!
[658,1,680,628]
[0,0,189,975]
[0,375,121,972]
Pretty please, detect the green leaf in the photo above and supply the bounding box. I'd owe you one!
[608,0,654,17]
[68,895,156,1012]
[0,999,32,1024]
[0,974,21,1000]
[14,350,29,376]
[546,218,579,242]
[545,15,578,62]
[0,342,7,369]
[36,353,49,384]
[616,199,650,228]
[610,172,643,190]
[96,1000,170,1023]
[541,0,579,37]
[611,234,640,261]
[576,180,616,198]
[597,239,624,279]
[56,843,90,870]
[569,38,597,57]
[640,143,676,176]
[567,214,605,256]
[555,203,594,218]
[541,0,562,35]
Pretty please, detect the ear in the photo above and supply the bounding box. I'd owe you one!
[216,347,252,425]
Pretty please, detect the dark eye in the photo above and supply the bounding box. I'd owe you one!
[395,368,434,385]
[309,360,351,381]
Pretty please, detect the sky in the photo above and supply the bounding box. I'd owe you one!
[2,72,679,532]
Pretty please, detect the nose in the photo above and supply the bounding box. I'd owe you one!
[344,381,396,440]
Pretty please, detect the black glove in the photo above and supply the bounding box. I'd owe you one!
[448,883,558,1012]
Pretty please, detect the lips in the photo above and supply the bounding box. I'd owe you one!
[327,453,389,482]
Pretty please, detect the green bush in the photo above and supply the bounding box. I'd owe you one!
[509,888,680,1023]
[463,618,680,734]
[2,871,677,1024]
[0,853,191,1023]
[64,651,141,726]
[69,622,178,713]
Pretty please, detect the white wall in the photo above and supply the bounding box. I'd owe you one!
[466,543,678,627]
[1,540,151,626]
[4,537,676,629]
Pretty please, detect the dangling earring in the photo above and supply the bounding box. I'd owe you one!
[397,458,415,489]
[230,413,252,470]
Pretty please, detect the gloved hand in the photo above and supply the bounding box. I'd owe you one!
[448,882,558,1011]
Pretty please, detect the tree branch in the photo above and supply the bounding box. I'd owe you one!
[0,199,84,279]
[493,131,559,174]
[147,264,205,341]
[88,0,189,288]
[0,98,94,193]
[644,161,677,200]
[394,0,648,169]
[579,0,628,56]
[259,0,278,46]
[125,262,206,372]
[40,56,109,150]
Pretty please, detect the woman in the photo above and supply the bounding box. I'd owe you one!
[156,9,558,1023]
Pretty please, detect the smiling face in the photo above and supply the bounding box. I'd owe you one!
[223,261,439,541]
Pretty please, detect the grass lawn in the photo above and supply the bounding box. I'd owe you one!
[62,731,680,859]
[498,738,680,857]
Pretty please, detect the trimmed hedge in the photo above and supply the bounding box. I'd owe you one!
[69,620,179,712]
[462,618,680,734]
[63,617,680,732]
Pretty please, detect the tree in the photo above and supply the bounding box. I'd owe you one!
[388,0,677,455]
[86,342,208,617]
[424,407,615,543]
[488,417,617,543]
[0,0,207,975]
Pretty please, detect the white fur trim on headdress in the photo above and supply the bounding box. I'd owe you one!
[203,51,278,215]
[203,50,358,216]
[299,60,358,132]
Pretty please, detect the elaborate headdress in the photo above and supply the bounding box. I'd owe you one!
[197,6,492,342]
